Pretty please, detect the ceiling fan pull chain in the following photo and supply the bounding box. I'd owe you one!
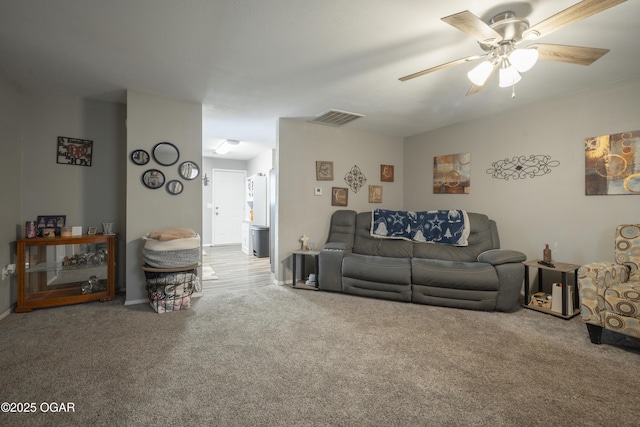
[511,84,516,99]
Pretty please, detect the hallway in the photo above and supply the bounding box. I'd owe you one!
[201,245,274,295]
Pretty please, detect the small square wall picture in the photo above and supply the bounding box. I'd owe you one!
[331,187,348,206]
[369,185,383,203]
[380,165,394,182]
[585,130,640,195]
[316,161,334,181]
[433,153,471,194]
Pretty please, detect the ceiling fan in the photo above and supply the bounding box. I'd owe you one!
[399,0,627,96]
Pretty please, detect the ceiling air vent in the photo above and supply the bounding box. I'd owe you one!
[310,109,365,127]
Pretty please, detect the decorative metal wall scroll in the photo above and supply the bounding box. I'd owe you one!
[486,155,559,181]
[344,165,367,193]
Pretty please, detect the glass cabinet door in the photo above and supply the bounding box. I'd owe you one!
[24,242,109,302]
[16,234,116,312]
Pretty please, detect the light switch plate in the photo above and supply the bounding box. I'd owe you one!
[314,187,322,196]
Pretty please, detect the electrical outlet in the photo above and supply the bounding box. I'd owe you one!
[314,187,322,196]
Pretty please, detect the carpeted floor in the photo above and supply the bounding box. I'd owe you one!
[1,285,638,426]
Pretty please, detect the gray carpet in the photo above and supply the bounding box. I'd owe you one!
[1,285,639,426]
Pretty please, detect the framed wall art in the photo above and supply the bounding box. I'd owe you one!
[57,136,93,167]
[369,185,383,203]
[585,130,640,195]
[381,164,394,182]
[433,152,471,194]
[316,161,334,181]
[331,187,349,206]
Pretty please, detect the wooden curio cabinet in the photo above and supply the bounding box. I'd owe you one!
[16,234,117,312]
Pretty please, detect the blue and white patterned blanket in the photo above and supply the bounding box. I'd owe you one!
[371,209,470,246]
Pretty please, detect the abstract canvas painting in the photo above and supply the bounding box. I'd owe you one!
[585,130,640,195]
[433,153,470,194]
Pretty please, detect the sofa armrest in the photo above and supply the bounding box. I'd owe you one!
[577,262,629,292]
[323,242,351,251]
[318,243,352,292]
[477,249,526,266]
[577,262,629,325]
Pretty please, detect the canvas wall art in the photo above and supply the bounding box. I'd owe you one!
[368,185,383,203]
[57,136,93,167]
[331,187,349,206]
[433,153,470,194]
[585,130,640,195]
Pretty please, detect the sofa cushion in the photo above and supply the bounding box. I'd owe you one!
[343,254,411,284]
[413,213,495,262]
[411,258,499,290]
[342,254,412,302]
[353,212,413,258]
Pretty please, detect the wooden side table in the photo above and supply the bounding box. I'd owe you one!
[292,250,320,290]
[523,259,581,319]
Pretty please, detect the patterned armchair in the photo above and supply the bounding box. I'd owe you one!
[577,225,640,344]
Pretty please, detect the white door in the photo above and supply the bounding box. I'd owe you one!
[213,169,246,245]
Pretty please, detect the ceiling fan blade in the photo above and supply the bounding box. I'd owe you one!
[399,54,484,82]
[530,43,610,66]
[523,0,627,40]
[442,10,502,45]
[466,62,499,96]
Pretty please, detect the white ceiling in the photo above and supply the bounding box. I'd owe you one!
[1,1,638,160]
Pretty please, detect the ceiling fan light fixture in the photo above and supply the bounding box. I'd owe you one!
[467,60,494,86]
[498,62,521,88]
[509,48,539,73]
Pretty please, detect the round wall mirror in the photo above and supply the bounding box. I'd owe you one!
[130,149,150,165]
[166,180,184,195]
[142,169,165,189]
[179,161,200,180]
[152,142,180,166]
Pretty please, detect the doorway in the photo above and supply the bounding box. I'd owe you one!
[212,169,246,245]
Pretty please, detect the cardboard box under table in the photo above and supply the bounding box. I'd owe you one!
[141,264,199,313]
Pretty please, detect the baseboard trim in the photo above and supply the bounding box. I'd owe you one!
[124,298,148,306]
[0,307,11,321]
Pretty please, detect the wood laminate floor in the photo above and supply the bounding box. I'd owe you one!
[201,244,274,295]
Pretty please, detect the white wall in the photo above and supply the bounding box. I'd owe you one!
[247,149,274,178]
[404,76,640,266]
[0,73,22,317]
[125,91,202,304]
[277,119,404,284]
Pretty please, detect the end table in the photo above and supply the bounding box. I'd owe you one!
[523,259,581,319]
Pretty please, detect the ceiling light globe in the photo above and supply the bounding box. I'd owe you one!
[499,66,521,88]
[467,61,494,86]
[509,48,539,73]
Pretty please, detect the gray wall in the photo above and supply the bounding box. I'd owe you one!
[19,92,127,290]
[404,76,640,266]
[0,74,22,317]
[125,91,202,304]
[276,119,404,284]
[0,83,126,317]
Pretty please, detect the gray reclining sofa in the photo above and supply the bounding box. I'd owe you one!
[318,210,526,311]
